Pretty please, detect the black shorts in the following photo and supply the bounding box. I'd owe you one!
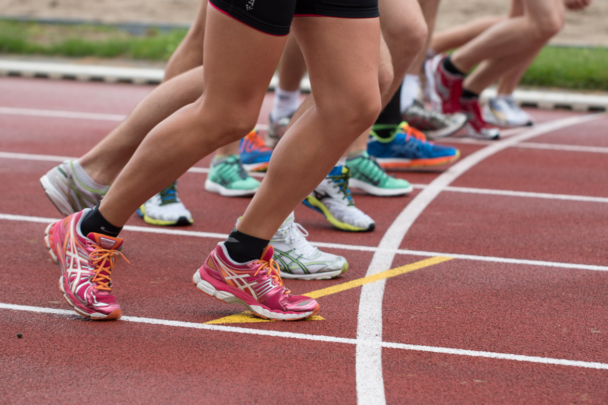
[209,0,379,36]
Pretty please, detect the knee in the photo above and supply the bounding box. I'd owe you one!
[192,98,258,144]
[529,11,564,42]
[321,89,382,136]
[383,18,428,72]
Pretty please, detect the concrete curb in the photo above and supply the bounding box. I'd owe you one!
[1,59,606,112]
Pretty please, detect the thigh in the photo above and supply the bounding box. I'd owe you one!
[522,0,564,22]
[291,16,381,109]
[201,6,288,112]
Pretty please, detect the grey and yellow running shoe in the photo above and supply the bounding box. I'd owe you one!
[204,154,260,197]
[346,151,413,196]
[137,182,193,226]
[40,160,108,216]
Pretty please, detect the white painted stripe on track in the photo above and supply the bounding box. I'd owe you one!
[2,302,608,371]
[0,107,127,121]
[355,113,606,404]
[2,212,608,272]
[2,151,607,201]
[516,142,608,154]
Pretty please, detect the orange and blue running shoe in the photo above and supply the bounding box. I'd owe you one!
[239,129,273,172]
[368,122,460,169]
[193,242,319,320]
[44,210,128,320]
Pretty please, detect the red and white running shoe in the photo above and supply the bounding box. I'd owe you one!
[426,54,464,114]
[459,97,500,140]
[44,210,128,320]
[193,243,320,321]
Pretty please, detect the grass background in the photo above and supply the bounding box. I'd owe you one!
[1,21,607,91]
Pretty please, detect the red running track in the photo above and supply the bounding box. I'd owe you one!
[1,77,608,403]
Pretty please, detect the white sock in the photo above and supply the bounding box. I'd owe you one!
[400,74,421,113]
[270,86,300,122]
[72,160,110,191]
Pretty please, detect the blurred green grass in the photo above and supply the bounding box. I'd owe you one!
[1,21,607,91]
[0,21,187,60]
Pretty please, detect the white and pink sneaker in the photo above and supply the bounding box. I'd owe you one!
[44,210,128,320]
[193,243,320,321]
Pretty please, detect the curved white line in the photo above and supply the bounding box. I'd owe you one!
[355,113,605,404]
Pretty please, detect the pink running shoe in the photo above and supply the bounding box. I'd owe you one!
[44,210,128,320]
[459,97,500,140]
[426,54,464,114]
[193,243,320,321]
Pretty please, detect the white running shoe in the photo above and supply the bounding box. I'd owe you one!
[304,166,375,232]
[40,160,108,216]
[484,95,533,127]
[137,182,193,226]
[271,213,348,280]
[266,114,292,148]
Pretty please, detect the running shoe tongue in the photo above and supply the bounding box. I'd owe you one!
[87,233,124,251]
[260,245,274,262]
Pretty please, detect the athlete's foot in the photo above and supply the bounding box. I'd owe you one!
[303,166,375,232]
[460,98,500,140]
[137,182,193,226]
[271,213,348,280]
[204,154,260,197]
[368,122,460,169]
[193,242,320,320]
[426,54,464,114]
[266,114,292,148]
[40,160,108,216]
[44,209,127,320]
[239,129,273,172]
[483,95,533,128]
[346,151,412,196]
[402,100,468,140]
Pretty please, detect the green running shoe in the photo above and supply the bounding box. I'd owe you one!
[346,151,413,196]
[204,154,260,197]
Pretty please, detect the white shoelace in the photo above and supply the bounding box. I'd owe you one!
[282,221,319,257]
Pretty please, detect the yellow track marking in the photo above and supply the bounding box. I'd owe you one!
[204,256,452,324]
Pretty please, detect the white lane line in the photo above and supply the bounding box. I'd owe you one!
[0,107,127,121]
[516,142,608,154]
[2,302,608,371]
[355,113,606,404]
[2,151,606,201]
[2,212,608,272]
[0,106,270,131]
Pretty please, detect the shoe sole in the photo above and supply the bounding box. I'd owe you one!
[193,270,319,321]
[44,223,121,321]
[376,150,461,170]
[242,163,269,172]
[40,175,74,216]
[303,196,375,232]
[349,178,413,197]
[204,179,258,197]
[280,262,348,280]
[137,205,193,226]
[464,124,500,140]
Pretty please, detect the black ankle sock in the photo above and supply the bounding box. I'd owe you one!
[461,89,480,100]
[442,56,465,77]
[224,229,269,263]
[80,205,123,238]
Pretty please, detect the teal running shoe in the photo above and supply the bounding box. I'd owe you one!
[204,154,260,197]
[346,151,413,196]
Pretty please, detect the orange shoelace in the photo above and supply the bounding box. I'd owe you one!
[399,122,429,142]
[90,245,129,291]
[253,258,289,292]
[245,130,272,152]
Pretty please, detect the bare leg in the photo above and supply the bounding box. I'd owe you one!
[238,16,382,239]
[430,16,503,54]
[451,0,564,73]
[277,34,307,92]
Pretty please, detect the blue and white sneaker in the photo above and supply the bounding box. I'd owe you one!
[137,182,193,226]
[368,122,460,169]
[304,166,375,232]
[239,129,273,172]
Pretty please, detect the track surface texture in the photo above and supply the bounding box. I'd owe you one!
[1,77,607,404]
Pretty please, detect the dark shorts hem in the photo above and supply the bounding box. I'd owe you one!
[293,8,379,18]
[209,0,292,36]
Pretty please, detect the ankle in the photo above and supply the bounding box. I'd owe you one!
[80,205,123,238]
[224,229,269,263]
